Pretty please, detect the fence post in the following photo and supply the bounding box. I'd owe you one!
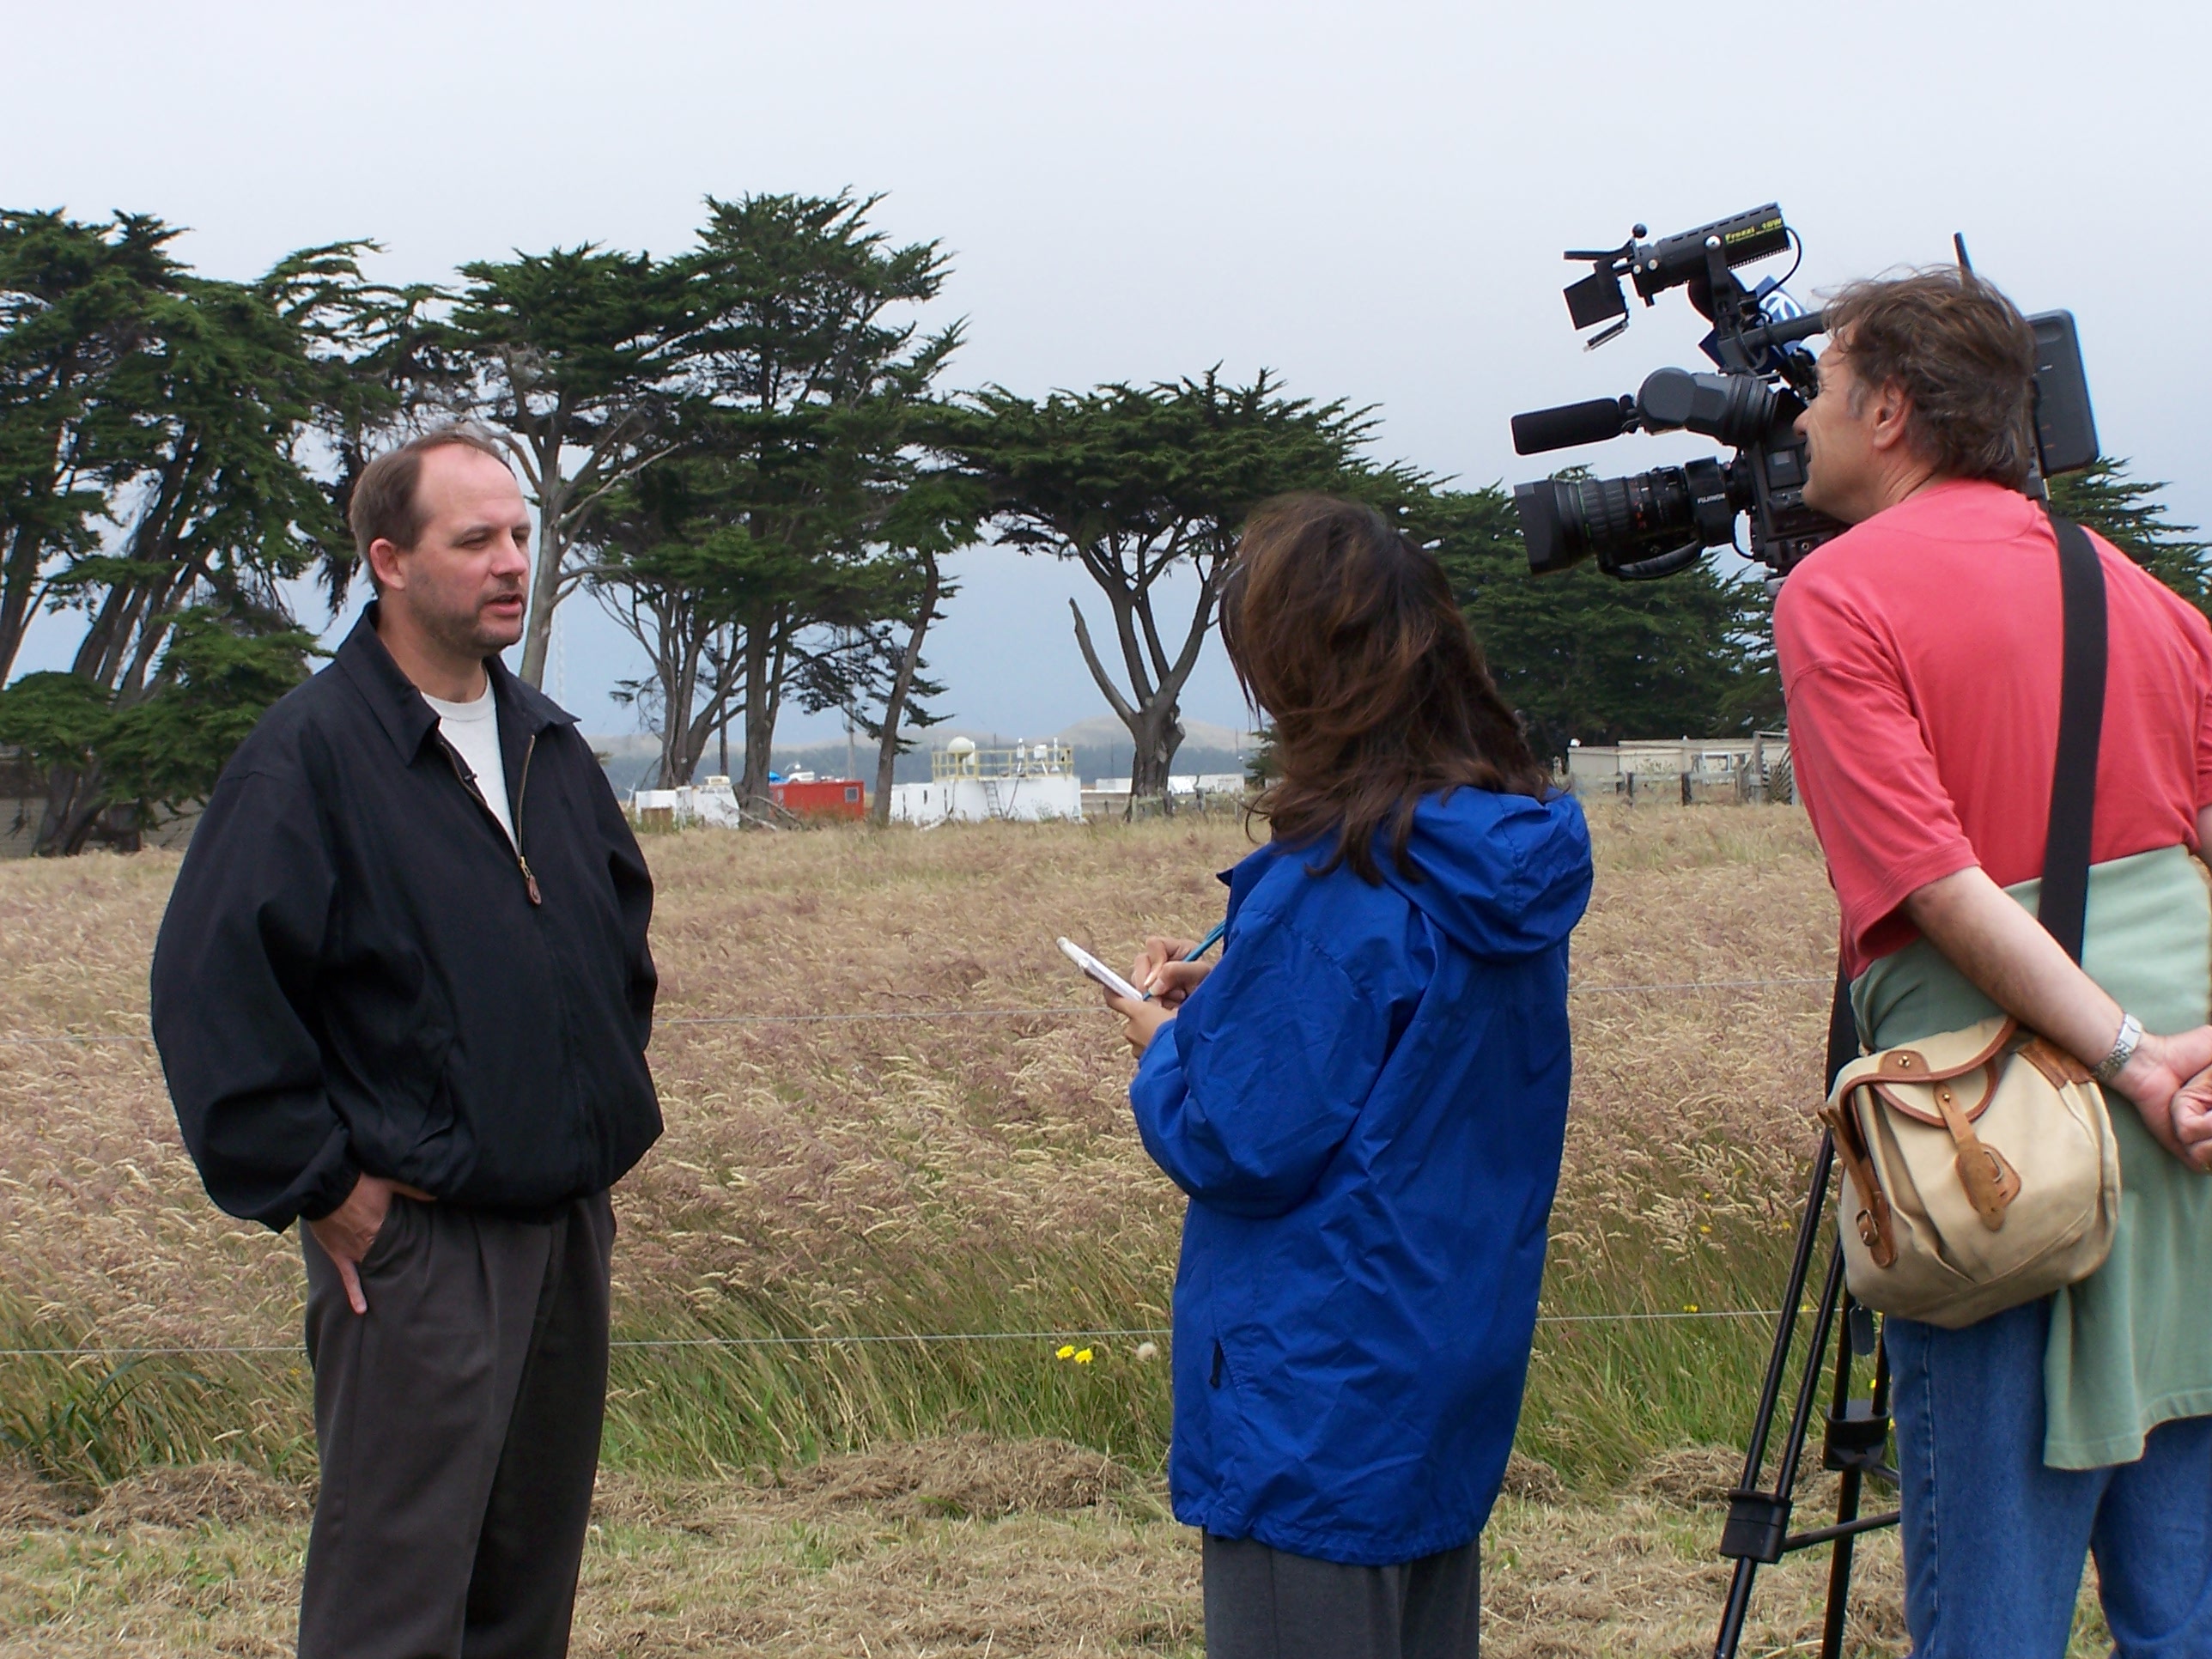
[1680,771,1692,806]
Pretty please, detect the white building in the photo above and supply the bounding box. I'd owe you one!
[630,775,747,829]
[889,738,1085,825]
[1559,734,1793,802]
[1091,774,1248,801]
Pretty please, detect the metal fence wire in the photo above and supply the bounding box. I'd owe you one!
[0,976,1832,1048]
[0,1310,1805,1362]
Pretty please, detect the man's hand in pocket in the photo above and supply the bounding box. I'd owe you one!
[307,1173,435,1315]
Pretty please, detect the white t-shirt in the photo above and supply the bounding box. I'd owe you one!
[423,683,514,847]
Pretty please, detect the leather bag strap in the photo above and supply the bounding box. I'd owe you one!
[2041,513,2106,964]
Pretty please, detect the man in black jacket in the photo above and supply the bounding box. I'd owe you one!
[151,425,661,1659]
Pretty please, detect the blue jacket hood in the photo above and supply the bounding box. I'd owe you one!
[1380,786,1592,962]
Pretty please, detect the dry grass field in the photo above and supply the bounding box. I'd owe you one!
[0,806,2112,1655]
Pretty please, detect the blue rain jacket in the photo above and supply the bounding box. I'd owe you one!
[1130,785,1591,1565]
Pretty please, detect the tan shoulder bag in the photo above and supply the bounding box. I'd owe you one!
[1820,1016,2119,1328]
[1814,514,2121,1329]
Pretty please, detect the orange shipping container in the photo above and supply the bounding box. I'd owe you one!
[771,778,867,819]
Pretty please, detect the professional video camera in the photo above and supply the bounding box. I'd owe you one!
[1507,204,2100,581]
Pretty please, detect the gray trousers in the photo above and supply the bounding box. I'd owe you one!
[299,1190,614,1659]
[1203,1533,1480,1659]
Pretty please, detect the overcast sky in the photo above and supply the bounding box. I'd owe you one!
[9,0,2207,744]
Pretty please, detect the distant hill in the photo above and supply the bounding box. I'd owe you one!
[589,715,1257,796]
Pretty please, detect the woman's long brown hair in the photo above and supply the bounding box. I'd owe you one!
[1221,493,1547,883]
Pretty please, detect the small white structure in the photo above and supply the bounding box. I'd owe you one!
[890,738,1085,825]
[1092,774,1249,801]
[629,775,747,829]
[1559,735,1793,804]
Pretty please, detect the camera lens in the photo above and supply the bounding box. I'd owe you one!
[1515,454,1745,575]
[1514,469,1695,575]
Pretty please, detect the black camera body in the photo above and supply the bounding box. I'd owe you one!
[1509,204,2099,581]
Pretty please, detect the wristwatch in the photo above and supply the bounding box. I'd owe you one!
[2091,1012,2143,1085]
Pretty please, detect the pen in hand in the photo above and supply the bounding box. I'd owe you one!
[1140,919,1226,996]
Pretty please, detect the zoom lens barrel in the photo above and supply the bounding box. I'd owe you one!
[1513,471,1690,574]
[1514,456,1742,575]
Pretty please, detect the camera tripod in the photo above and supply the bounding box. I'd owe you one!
[1712,979,1900,1659]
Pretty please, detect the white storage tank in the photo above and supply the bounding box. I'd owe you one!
[889,741,1085,825]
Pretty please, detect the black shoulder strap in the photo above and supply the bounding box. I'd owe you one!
[1826,961,1858,1092]
[2040,513,2106,964]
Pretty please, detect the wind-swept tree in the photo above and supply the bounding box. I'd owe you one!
[587,432,907,791]
[0,220,399,851]
[0,211,180,685]
[941,371,1388,802]
[859,465,979,822]
[586,455,743,789]
[1,605,319,841]
[441,245,690,686]
[619,191,961,805]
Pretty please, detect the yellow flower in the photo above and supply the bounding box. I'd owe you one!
[1683,1304,1700,1313]
[1074,1348,1095,1364]
[1055,1344,1076,1360]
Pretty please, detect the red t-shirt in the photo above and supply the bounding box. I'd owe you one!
[1772,478,2212,978]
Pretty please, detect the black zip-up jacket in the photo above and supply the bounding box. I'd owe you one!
[150,608,661,1231]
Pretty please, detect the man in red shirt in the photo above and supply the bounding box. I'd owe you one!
[1775,269,2212,1656]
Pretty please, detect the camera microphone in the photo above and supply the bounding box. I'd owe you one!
[1510,395,1633,456]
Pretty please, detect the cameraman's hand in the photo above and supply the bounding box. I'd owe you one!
[2167,1060,2212,1173]
[1135,936,1212,1008]
[2111,1028,2212,1172]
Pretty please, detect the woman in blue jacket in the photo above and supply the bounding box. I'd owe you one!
[1105,494,1592,1659]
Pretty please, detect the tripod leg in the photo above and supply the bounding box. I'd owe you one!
[1817,1331,1894,1658]
[1729,1139,1836,1499]
[1712,1140,1839,1659]
[1715,965,1865,1659]
[1819,1298,1867,1659]
[1715,1559,1759,1659]
[1779,1249,1848,1503]
[1818,1300,1903,1659]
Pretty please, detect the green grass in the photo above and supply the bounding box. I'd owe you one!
[1,1119,1838,1498]
[600,1234,1176,1476]
[3,1205,1840,1500]
[1519,1160,1834,1489]
[0,1297,313,1492]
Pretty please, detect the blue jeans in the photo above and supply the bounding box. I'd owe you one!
[1887,1297,2212,1657]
